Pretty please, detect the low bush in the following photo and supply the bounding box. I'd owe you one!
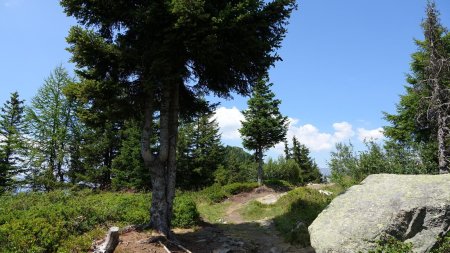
[264,157,301,185]
[172,195,200,228]
[0,190,200,253]
[367,236,413,253]
[432,232,450,253]
[264,179,294,191]
[196,182,259,203]
[273,187,339,246]
[367,235,450,253]
[223,182,259,195]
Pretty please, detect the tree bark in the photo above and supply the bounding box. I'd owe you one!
[437,113,449,174]
[142,82,180,237]
[257,148,264,186]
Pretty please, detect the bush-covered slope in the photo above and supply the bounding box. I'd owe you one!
[0,190,198,253]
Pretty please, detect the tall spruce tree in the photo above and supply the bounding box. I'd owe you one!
[61,0,295,236]
[60,0,295,235]
[0,92,27,193]
[384,1,449,174]
[239,78,288,185]
[26,66,76,190]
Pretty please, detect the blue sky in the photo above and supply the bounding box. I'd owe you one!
[1,0,449,173]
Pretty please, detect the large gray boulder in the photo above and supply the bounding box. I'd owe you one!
[309,174,450,253]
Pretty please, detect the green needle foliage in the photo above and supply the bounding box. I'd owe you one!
[111,120,150,191]
[60,0,296,234]
[214,146,257,185]
[290,137,322,183]
[0,92,27,193]
[383,1,449,174]
[177,112,225,189]
[26,66,77,191]
[240,78,288,185]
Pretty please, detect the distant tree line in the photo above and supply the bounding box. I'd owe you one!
[0,67,323,194]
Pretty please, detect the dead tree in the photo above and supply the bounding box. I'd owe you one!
[422,1,450,174]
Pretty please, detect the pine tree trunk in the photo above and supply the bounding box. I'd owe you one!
[142,82,179,237]
[257,149,264,186]
[149,162,171,235]
[437,114,449,174]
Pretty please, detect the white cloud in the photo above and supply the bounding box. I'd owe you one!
[213,106,245,140]
[332,122,355,142]
[283,120,354,152]
[357,127,384,142]
[213,106,383,159]
[212,108,355,149]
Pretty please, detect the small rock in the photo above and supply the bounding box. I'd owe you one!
[318,190,332,196]
[257,218,274,228]
[270,246,282,253]
[291,221,305,232]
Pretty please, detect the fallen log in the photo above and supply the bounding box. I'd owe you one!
[94,226,120,253]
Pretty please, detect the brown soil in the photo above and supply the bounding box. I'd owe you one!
[109,186,316,253]
[114,225,226,253]
[223,186,279,224]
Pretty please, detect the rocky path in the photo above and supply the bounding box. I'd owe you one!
[114,186,316,253]
[216,186,313,253]
[222,186,283,224]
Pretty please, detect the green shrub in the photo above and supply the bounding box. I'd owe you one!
[240,186,340,246]
[0,190,200,252]
[264,179,294,191]
[431,232,450,253]
[172,195,200,228]
[223,182,259,195]
[264,157,301,185]
[196,182,259,203]
[367,236,413,253]
[198,184,228,203]
[275,188,335,245]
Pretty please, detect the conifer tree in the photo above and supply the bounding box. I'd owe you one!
[214,146,257,185]
[26,66,76,190]
[177,112,224,189]
[422,1,450,174]
[291,137,322,183]
[384,1,449,174]
[77,121,121,189]
[240,78,288,185]
[112,120,150,191]
[0,92,27,193]
[61,0,295,235]
[284,141,292,160]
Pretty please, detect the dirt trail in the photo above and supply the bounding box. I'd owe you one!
[218,186,313,253]
[114,186,316,253]
[222,186,282,224]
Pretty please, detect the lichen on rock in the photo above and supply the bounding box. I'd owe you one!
[308,174,450,253]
